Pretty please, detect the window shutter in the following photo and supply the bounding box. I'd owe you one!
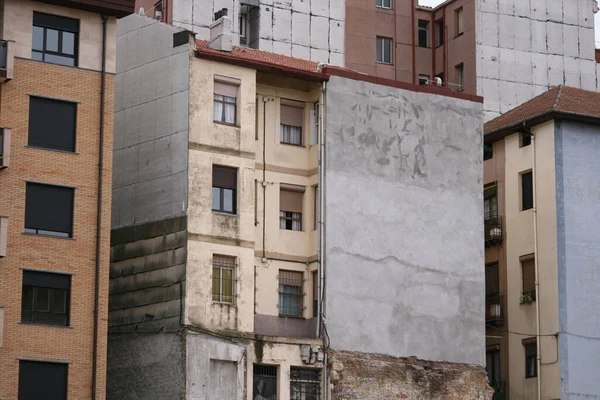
[280,99,305,127]
[19,361,68,400]
[33,12,79,32]
[280,186,304,213]
[25,183,74,235]
[29,97,76,152]
[522,259,535,293]
[214,82,238,98]
[212,166,237,190]
[213,254,235,268]
[23,271,70,290]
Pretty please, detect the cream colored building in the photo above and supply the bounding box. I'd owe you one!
[484,86,600,400]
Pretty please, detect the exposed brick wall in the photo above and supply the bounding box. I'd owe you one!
[0,58,114,399]
[329,350,493,400]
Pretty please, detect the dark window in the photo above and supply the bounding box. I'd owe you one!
[19,360,68,400]
[279,270,303,317]
[290,367,321,400]
[376,36,392,64]
[418,20,429,48]
[312,270,318,318]
[435,19,444,47]
[173,31,188,47]
[486,350,501,389]
[456,63,464,91]
[484,143,493,160]
[376,0,392,8]
[32,12,79,67]
[521,171,533,211]
[254,365,277,400]
[521,256,536,303]
[418,75,429,85]
[484,186,497,219]
[520,131,531,147]
[29,96,77,152]
[212,166,237,214]
[525,342,537,378]
[25,183,74,238]
[21,270,70,326]
[212,255,235,304]
[485,262,499,297]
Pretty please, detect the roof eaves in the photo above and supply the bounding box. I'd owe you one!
[484,111,554,142]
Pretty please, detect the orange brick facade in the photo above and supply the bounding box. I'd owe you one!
[0,58,114,399]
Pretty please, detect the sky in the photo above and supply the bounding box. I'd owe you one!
[417,0,600,46]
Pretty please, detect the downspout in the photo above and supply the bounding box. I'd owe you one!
[393,7,397,81]
[320,80,328,400]
[443,5,447,83]
[92,13,108,400]
[530,126,542,400]
[262,96,267,260]
[431,12,435,80]
[316,83,325,338]
[411,0,416,84]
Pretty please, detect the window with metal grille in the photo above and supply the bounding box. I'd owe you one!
[19,360,68,400]
[32,12,79,67]
[21,270,71,326]
[253,365,277,400]
[212,255,235,304]
[376,36,392,64]
[25,183,74,238]
[29,96,77,152]
[281,99,304,146]
[279,270,303,317]
[484,183,497,220]
[524,340,537,378]
[290,367,321,400]
[213,166,237,214]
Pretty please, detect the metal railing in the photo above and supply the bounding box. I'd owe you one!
[485,215,503,247]
[486,293,504,326]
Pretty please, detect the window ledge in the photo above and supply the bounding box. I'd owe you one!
[280,142,305,148]
[376,61,393,65]
[278,314,305,319]
[18,322,72,329]
[25,146,78,155]
[22,232,75,240]
[455,32,464,38]
[212,301,236,307]
[212,211,239,218]
[214,121,240,128]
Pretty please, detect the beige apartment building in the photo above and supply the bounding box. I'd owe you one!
[483,86,600,400]
[0,0,133,399]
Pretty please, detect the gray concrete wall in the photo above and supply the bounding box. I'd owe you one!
[113,14,190,229]
[555,120,600,399]
[324,76,485,366]
[107,332,186,400]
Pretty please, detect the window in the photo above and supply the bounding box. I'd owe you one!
[32,12,78,67]
[279,270,303,317]
[484,183,497,220]
[418,20,429,48]
[310,102,319,145]
[290,367,321,400]
[280,184,304,231]
[521,171,533,211]
[376,36,392,64]
[25,183,74,238]
[486,349,501,388]
[376,0,392,8]
[521,255,536,303]
[313,185,319,231]
[239,12,247,39]
[254,365,277,400]
[484,143,493,160]
[524,340,537,378]
[520,131,531,147]
[455,7,464,36]
[435,19,444,47]
[154,1,163,20]
[19,360,68,400]
[212,166,237,214]
[21,270,70,326]
[212,255,235,304]
[456,63,464,92]
[312,270,318,318]
[280,99,305,146]
[213,76,240,125]
[29,96,77,152]
[485,262,499,297]
[418,75,429,85]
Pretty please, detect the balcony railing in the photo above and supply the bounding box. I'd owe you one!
[486,293,504,326]
[485,215,503,247]
[0,128,10,168]
[0,40,14,81]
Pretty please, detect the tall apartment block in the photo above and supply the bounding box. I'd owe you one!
[108,13,490,400]
[483,86,600,400]
[0,0,133,399]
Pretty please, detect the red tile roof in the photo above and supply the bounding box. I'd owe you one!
[484,86,600,138]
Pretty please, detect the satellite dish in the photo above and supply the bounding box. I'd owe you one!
[138,7,145,15]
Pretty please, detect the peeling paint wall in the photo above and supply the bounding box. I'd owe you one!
[324,76,485,366]
[171,0,345,65]
[476,0,598,121]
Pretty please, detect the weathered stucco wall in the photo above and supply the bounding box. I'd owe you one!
[556,120,600,400]
[324,76,485,366]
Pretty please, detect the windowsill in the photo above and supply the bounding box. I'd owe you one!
[212,301,236,307]
[280,228,304,233]
[418,46,430,49]
[22,232,75,240]
[520,208,533,213]
[212,211,239,217]
[280,142,305,148]
[18,322,72,329]
[376,61,393,65]
[375,6,393,10]
[455,32,464,38]
[214,121,239,128]
[278,314,305,319]
[26,146,78,155]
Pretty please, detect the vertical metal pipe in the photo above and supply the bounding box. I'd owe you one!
[320,81,328,400]
[531,128,542,400]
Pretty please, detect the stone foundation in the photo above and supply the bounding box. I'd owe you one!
[329,350,493,400]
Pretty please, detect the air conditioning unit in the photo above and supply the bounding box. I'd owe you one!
[0,128,11,168]
[0,216,8,257]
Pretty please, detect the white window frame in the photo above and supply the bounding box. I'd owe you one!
[376,0,392,9]
[376,36,392,64]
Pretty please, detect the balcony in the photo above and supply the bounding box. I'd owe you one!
[0,40,14,82]
[486,293,504,326]
[0,128,11,168]
[485,215,503,247]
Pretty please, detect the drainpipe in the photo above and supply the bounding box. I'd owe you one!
[92,13,108,400]
[529,125,542,400]
[411,0,416,84]
[262,96,267,260]
[320,80,328,400]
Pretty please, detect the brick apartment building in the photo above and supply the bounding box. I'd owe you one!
[0,0,133,399]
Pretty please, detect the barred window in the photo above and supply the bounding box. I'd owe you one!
[279,270,303,317]
[212,255,235,304]
[253,365,277,400]
[290,367,321,400]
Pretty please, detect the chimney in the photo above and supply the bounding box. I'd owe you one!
[209,8,232,52]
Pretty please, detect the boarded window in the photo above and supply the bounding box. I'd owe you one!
[280,99,304,145]
[25,183,74,237]
[521,171,533,210]
[209,360,237,399]
[280,185,304,231]
[29,96,77,152]
[19,360,68,400]
[212,255,235,304]
[279,270,303,316]
[212,166,237,214]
